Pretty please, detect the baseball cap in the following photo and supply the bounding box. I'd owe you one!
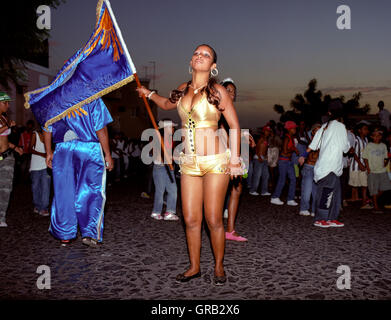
[284,121,298,130]
[311,123,322,130]
[0,92,12,102]
[262,125,272,132]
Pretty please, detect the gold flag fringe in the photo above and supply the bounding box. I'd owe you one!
[42,74,134,129]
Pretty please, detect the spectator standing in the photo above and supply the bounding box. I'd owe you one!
[249,126,272,196]
[150,121,178,221]
[298,123,321,217]
[349,122,370,209]
[267,129,282,191]
[29,128,51,217]
[377,101,390,132]
[18,120,35,181]
[0,92,24,227]
[343,122,356,204]
[271,121,299,206]
[362,129,391,213]
[307,100,350,228]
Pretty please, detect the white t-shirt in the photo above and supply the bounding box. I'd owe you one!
[309,120,350,182]
[344,130,356,168]
[30,131,47,171]
[378,109,390,130]
[111,139,125,159]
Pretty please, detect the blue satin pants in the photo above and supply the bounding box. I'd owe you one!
[49,140,106,242]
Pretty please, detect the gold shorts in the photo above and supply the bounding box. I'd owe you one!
[179,149,231,177]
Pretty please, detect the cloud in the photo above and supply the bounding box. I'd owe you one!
[237,89,279,103]
[323,86,391,95]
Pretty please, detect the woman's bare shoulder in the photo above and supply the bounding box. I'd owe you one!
[177,82,188,91]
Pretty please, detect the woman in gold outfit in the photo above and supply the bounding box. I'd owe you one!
[136,44,242,285]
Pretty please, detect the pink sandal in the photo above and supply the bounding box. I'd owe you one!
[225,230,248,242]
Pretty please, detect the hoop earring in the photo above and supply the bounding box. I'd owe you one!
[189,66,193,74]
[211,68,218,77]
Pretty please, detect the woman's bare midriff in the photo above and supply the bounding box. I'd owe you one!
[182,126,227,156]
[0,136,9,153]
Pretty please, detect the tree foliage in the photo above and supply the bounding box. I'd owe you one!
[0,0,66,89]
[274,79,370,125]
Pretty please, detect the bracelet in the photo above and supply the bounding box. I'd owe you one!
[147,91,156,100]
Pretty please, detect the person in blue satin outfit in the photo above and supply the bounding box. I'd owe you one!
[43,98,114,247]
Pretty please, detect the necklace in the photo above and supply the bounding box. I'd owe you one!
[190,83,207,94]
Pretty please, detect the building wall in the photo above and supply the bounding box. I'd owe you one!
[102,79,158,139]
[0,62,56,127]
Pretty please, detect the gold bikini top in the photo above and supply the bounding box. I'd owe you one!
[177,94,221,129]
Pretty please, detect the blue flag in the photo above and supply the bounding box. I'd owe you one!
[25,0,137,129]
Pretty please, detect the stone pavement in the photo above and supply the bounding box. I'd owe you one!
[1,177,391,300]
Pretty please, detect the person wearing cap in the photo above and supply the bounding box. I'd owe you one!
[150,119,179,221]
[0,92,23,227]
[249,125,272,197]
[306,99,350,228]
[298,123,321,217]
[271,120,299,206]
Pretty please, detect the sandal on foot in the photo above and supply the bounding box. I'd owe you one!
[175,271,201,283]
[225,230,248,242]
[82,237,101,248]
[213,273,227,286]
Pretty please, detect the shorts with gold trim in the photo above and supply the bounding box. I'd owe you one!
[179,149,231,177]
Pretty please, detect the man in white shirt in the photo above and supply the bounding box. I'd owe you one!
[306,99,350,228]
[377,101,390,131]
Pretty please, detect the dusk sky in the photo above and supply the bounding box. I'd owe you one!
[48,0,391,129]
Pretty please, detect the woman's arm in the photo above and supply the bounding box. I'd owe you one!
[7,141,23,155]
[217,84,241,178]
[136,82,187,111]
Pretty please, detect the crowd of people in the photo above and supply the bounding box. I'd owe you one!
[2,44,391,287]
[3,95,391,232]
[3,98,391,230]
[106,103,391,233]
[246,100,391,227]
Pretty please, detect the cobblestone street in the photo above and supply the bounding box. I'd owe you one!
[1,178,391,300]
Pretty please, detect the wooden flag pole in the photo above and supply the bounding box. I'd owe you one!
[134,73,174,171]
[103,1,173,171]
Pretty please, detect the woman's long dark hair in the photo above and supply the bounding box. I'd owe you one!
[169,44,223,111]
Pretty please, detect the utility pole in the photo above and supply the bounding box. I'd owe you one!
[142,65,148,81]
[149,61,156,90]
